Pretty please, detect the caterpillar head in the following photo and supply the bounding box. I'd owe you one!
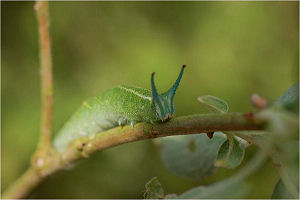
[151,65,186,122]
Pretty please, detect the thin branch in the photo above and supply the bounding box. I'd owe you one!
[3,112,266,199]
[2,168,40,199]
[61,113,263,165]
[35,1,53,150]
[2,2,54,199]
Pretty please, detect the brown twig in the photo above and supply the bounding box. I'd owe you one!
[35,1,53,150]
[3,113,266,199]
[2,168,40,199]
[2,2,54,199]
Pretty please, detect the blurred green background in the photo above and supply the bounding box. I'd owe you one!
[2,1,298,198]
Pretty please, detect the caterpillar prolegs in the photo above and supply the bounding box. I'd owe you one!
[53,65,186,151]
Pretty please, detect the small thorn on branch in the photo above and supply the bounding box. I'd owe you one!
[206,132,214,139]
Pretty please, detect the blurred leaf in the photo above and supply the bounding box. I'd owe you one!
[176,179,248,199]
[258,97,299,198]
[164,194,178,199]
[271,83,299,198]
[274,82,299,113]
[144,177,165,199]
[277,140,299,198]
[257,109,299,198]
[257,107,298,140]
[272,179,294,199]
[215,136,245,169]
[174,149,267,199]
[158,132,226,180]
[259,86,299,198]
[197,95,229,113]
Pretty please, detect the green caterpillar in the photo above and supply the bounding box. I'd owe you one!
[53,65,186,151]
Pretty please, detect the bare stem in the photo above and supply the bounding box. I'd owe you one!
[35,1,53,150]
[2,112,266,199]
[2,2,55,199]
[2,168,40,199]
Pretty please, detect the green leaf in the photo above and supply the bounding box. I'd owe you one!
[215,136,245,169]
[144,177,164,199]
[272,179,294,199]
[158,132,226,180]
[197,95,229,113]
[197,95,246,169]
[274,82,299,113]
